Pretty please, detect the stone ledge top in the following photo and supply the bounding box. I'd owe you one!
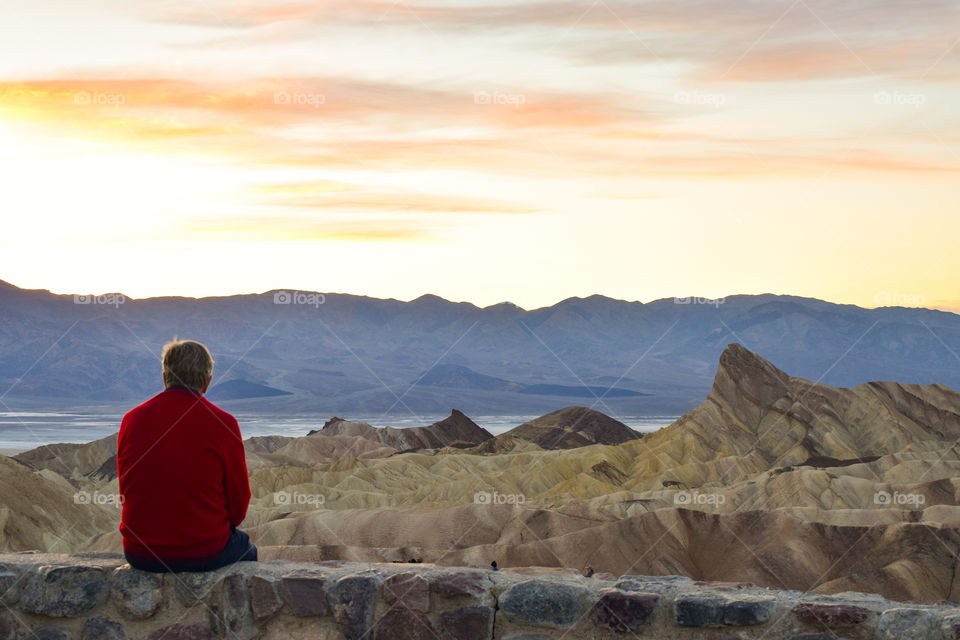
[4,552,960,640]
[0,551,951,613]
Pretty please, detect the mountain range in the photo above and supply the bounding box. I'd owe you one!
[1,278,959,415]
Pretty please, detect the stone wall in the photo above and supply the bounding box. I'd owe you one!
[1,552,959,639]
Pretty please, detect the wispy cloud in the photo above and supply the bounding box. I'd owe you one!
[253,182,541,214]
[4,75,955,183]
[183,214,432,242]
[145,0,960,83]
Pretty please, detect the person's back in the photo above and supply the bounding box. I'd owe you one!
[117,339,256,571]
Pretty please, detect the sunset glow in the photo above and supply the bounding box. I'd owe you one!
[1,0,958,309]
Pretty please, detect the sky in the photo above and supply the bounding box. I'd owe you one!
[0,0,958,311]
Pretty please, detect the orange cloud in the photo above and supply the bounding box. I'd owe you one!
[2,74,956,186]
[0,77,636,138]
[254,182,541,214]
[0,76,658,180]
[694,39,952,83]
[183,214,431,242]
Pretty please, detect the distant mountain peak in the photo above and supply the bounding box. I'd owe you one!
[410,293,450,304]
[207,379,293,401]
[416,364,521,392]
[483,301,525,312]
[554,294,632,306]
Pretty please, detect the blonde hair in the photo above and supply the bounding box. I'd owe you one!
[161,338,214,392]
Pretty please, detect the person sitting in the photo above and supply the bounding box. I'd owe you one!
[117,338,256,572]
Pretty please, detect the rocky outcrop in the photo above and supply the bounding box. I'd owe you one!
[0,456,114,552]
[5,553,960,639]
[453,433,543,455]
[258,433,397,467]
[630,342,960,487]
[313,410,494,451]
[13,433,118,480]
[500,406,641,449]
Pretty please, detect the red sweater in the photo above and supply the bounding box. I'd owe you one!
[117,386,251,560]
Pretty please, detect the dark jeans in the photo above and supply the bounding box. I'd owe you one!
[125,527,258,572]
